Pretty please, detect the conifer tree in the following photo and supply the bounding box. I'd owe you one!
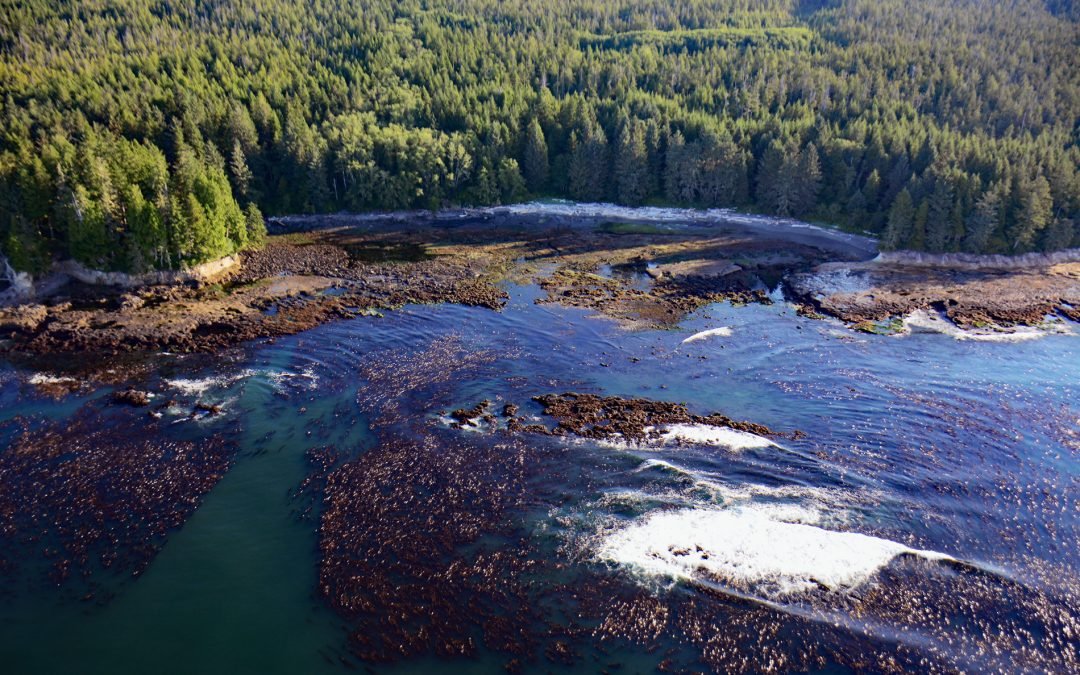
[496,159,527,204]
[1009,175,1053,251]
[568,122,609,202]
[664,130,689,204]
[229,141,253,198]
[614,120,649,206]
[964,188,1002,253]
[522,119,549,194]
[882,189,915,250]
[795,143,822,216]
[1041,218,1076,251]
[925,178,956,252]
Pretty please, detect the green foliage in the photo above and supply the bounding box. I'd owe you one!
[1009,175,1054,252]
[568,122,609,202]
[615,119,650,206]
[882,189,915,251]
[244,203,267,250]
[666,130,749,207]
[757,140,820,217]
[522,119,550,194]
[1,0,1078,272]
[496,159,528,204]
[963,187,1003,254]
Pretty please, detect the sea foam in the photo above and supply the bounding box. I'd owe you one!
[28,373,78,386]
[658,423,773,451]
[597,504,949,598]
[164,369,255,396]
[587,423,774,453]
[682,327,733,344]
[902,310,1072,342]
[264,365,320,392]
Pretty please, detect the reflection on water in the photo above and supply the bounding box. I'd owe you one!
[0,278,1077,673]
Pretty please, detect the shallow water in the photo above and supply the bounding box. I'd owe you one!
[1,273,1077,673]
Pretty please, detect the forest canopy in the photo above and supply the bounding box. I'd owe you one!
[1,0,1078,273]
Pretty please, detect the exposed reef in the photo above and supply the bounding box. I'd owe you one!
[789,259,1080,329]
[1,211,1075,362]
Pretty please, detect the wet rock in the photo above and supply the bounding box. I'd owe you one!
[788,261,1080,329]
[111,389,151,407]
[193,402,224,416]
[451,400,490,425]
[529,392,781,442]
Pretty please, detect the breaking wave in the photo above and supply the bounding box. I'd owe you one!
[590,423,775,453]
[658,423,774,451]
[596,504,951,598]
[165,365,322,397]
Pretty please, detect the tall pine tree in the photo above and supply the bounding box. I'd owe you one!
[522,119,549,194]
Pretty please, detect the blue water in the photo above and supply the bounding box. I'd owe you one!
[0,277,1077,673]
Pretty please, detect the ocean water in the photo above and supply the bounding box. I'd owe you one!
[0,275,1077,673]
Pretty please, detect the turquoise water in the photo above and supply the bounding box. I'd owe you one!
[1,277,1077,673]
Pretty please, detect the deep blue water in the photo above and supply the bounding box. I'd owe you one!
[0,277,1077,673]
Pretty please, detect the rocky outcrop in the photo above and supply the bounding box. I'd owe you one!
[874,248,1080,271]
[55,255,240,288]
[0,255,241,308]
[790,259,1080,328]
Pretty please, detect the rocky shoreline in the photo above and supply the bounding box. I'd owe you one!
[1,211,1076,363]
[788,258,1080,329]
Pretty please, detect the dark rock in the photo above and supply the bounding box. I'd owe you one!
[111,389,151,407]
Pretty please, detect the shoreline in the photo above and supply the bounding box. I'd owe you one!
[269,200,881,260]
[0,206,1076,364]
[872,248,1080,271]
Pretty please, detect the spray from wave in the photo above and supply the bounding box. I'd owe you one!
[596,504,951,598]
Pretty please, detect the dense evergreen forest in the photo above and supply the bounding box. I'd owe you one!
[1,0,1078,273]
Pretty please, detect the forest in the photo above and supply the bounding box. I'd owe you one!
[0,0,1078,273]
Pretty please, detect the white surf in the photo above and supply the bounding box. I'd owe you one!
[596,504,950,598]
[682,327,734,344]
